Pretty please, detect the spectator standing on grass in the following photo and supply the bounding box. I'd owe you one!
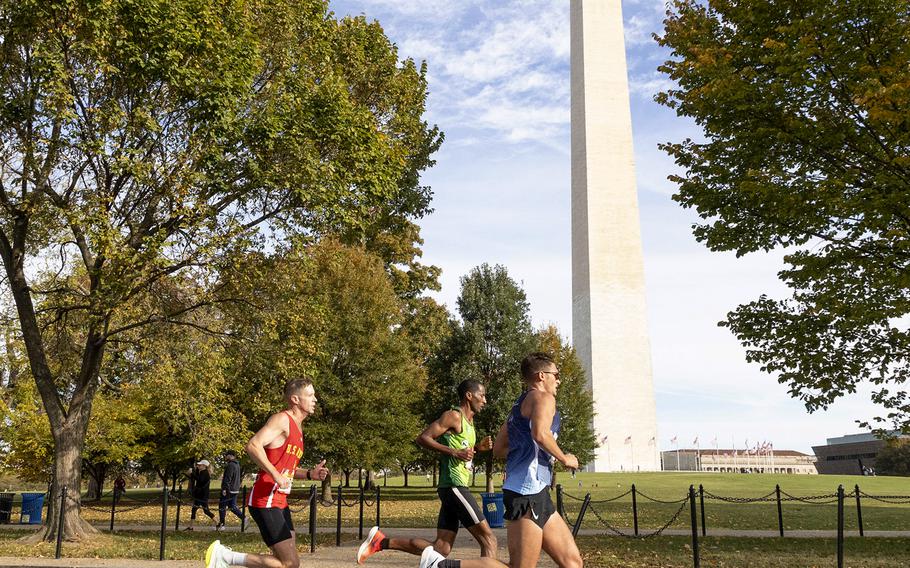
[187,459,216,530]
[113,475,126,501]
[218,450,245,530]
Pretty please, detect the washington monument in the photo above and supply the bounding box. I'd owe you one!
[570,0,660,471]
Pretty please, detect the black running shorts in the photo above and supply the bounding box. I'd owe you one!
[503,488,556,529]
[436,486,485,532]
[248,506,294,547]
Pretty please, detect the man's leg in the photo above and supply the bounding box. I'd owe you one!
[208,508,298,567]
[505,516,542,568]
[239,534,299,568]
[218,494,230,526]
[386,528,456,556]
[229,493,245,521]
[465,521,497,559]
[540,514,582,568]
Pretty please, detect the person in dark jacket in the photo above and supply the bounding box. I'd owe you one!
[217,450,245,530]
[187,459,216,530]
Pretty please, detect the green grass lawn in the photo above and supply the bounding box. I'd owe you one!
[576,535,910,567]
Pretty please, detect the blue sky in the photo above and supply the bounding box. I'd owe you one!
[330,0,880,455]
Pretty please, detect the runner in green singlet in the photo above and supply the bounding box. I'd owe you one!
[357,379,497,563]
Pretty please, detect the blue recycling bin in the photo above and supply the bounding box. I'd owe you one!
[20,493,45,525]
[481,492,504,528]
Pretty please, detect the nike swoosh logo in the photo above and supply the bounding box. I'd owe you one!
[531,510,539,520]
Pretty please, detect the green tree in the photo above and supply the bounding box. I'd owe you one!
[0,0,440,540]
[82,388,152,500]
[534,326,598,469]
[875,439,910,476]
[129,322,247,490]
[221,241,424,498]
[442,264,535,492]
[0,379,53,484]
[656,0,910,430]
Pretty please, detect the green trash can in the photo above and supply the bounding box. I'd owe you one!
[0,493,13,524]
[20,493,45,525]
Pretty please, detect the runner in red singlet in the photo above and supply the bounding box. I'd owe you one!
[205,377,329,568]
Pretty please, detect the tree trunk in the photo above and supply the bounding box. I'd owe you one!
[357,468,362,488]
[1,197,106,543]
[85,463,107,501]
[321,472,333,503]
[402,467,409,487]
[364,470,373,491]
[26,415,99,543]
[343,469,351,487]
[485,453,494,494]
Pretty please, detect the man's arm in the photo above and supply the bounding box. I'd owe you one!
[527,392,578,470]
[492,421,509,459]
[292,459,330,481]
[245,413,291,489]
[416,410,473,461]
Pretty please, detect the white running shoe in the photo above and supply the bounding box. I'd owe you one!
[204,540,228,568]
[419,546,445,568]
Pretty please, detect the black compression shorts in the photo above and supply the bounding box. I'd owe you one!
[248,506,294,547]
[436,486,485,532]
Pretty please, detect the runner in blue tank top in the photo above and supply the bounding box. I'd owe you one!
[413,353,584,568]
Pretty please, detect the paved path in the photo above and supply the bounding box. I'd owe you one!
[5,523,910,538]
[0,531,554,568]
[2,525,909,568]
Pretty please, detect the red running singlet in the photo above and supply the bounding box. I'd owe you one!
[248,411,304,508]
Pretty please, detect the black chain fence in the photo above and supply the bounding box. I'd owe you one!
[10,481,910,568]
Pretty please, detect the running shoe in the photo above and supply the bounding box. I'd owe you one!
[204,540,228,568]
[419,546,445,568]
[357,525,386,564]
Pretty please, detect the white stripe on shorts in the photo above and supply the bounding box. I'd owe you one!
[451,487,481,525]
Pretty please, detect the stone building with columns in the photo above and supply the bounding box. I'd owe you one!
[661,449,817,474]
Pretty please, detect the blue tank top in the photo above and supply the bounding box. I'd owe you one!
[503,391,561,495]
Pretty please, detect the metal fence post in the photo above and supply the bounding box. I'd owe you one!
[837,485,844,568]
[556,484,564,519]
[689,485,699,568]
[571,493,591,538]
[159,486,169,561]
[375,486,381,528]
[240,486,247,533]
[854,484,863,537]
[776,484,784,537]
[699,484,706,537]
[309,485,317,554]
[109,490,118,532]
[336,484,343,547]
[55,486,67,560]
[358,485,364,540]
[174,486,182,532]
[631,484,639,536]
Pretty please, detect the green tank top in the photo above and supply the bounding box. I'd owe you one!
[438,410,476,488]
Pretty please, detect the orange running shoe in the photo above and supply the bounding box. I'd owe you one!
[357,526,386,564]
